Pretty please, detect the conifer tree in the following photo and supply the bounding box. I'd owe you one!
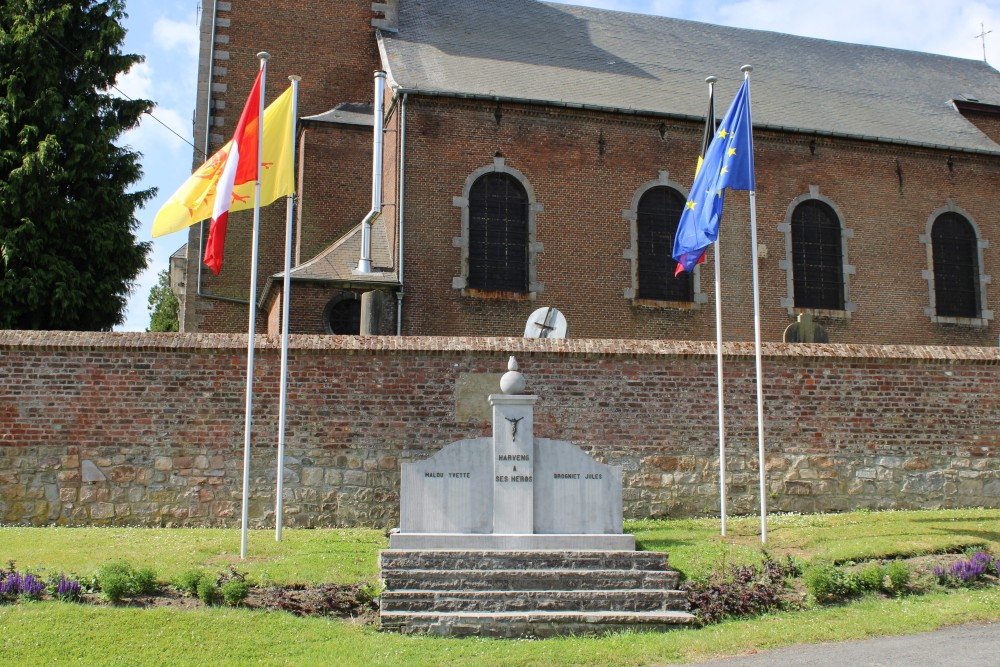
[0,0,152,330]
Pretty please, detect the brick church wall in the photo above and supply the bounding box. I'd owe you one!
[1,331,997,527]
[397,96,999,345]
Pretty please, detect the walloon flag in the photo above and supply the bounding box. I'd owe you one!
[151,74,296,274]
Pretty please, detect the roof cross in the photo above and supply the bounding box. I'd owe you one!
[975,22,992,63]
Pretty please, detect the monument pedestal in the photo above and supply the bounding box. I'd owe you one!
[388,532,634,550]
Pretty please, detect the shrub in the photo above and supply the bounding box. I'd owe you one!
[859,563,887,592]
[805,564,862,602]
[174,570,205,597]
[885,560,910,592]
[98,571,131,603]
[97,561,158,602]
[355,579,384,606]
[97,561,135,602]
[131,567,159,596]
[197,577,219,605]
[682,554,800,624]
[221,580,251,607]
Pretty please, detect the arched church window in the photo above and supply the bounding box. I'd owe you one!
[636,186,691,301]
[932,212,980,318]
[468,173,528,293]
[791,200,844,310]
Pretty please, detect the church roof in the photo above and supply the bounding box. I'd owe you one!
[257,215,397,308]
[302,103,374,127]
[379,0,1000,154]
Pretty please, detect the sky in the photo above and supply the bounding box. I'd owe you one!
[116,0,1000,331]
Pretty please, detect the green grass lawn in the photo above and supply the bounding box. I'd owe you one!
[2,508,999,666]
[633,508,1000,580]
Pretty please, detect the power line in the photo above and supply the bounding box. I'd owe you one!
[40,31,207,160]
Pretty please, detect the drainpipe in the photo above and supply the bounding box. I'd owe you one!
[357,70,386,274]
[396,93,407,335]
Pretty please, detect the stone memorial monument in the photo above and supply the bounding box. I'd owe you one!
[390,356,633,550]
[379,357,693,638]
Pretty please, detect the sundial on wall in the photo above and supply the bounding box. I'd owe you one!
[524,307,568,339]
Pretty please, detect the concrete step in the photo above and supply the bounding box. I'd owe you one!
[381,588,688,613]
[380,549,672,572]
[382,568,681,591]
[380,610,697,638]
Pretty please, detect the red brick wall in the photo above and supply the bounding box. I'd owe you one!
[959,108,1000,145]
[183,0,380,333]
[296,123,373,265]
[1,331,997,526]
[398,96,999,345]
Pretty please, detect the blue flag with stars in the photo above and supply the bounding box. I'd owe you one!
[673,78,755,274]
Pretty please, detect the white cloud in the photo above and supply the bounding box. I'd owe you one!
[153,16,199,58]
[122,106,191,158]
[114,60,154,100]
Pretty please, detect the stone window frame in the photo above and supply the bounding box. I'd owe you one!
[920,200,993,327]
[452,157,544,300]
[778,185,856,319]
[622,171,706,308]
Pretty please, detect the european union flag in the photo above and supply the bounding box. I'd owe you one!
[673,78,755,274]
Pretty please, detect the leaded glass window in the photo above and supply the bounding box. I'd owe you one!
[791,200,844,310]
[932,213,980,318]
[468,173,528,292]
[637,186,691,301]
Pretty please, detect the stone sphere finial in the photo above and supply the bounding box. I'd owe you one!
[500,355,526,394]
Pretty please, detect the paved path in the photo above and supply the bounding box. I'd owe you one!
[689,622,1000,666]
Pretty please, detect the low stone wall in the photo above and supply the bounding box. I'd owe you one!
[0,331,997,527]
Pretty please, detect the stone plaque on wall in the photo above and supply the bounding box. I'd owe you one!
[455,373,504,423]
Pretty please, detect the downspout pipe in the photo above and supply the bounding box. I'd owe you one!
[396,92,407,335]
[357,70,386,274]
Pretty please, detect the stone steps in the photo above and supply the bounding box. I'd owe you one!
[381,589,688,613]
[380,549,672,571]
[380,610,696,638]
[382,567,681,591]
[379,549,694,638]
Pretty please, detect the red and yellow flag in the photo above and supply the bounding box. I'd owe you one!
[152,78,296,273]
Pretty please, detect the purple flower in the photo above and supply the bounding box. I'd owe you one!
[56,574,81,601]
[949,552,993,583]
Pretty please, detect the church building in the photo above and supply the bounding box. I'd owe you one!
[175,0,1000,346]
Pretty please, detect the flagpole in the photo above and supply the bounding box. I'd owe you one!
[240,52,269,560]
[275,75,300,542]
[741,64,767,544]
[704,75,728,538]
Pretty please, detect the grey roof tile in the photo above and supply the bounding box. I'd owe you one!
[381,0,1000,153]
[302,102,374,127]
[281,215,397,284]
